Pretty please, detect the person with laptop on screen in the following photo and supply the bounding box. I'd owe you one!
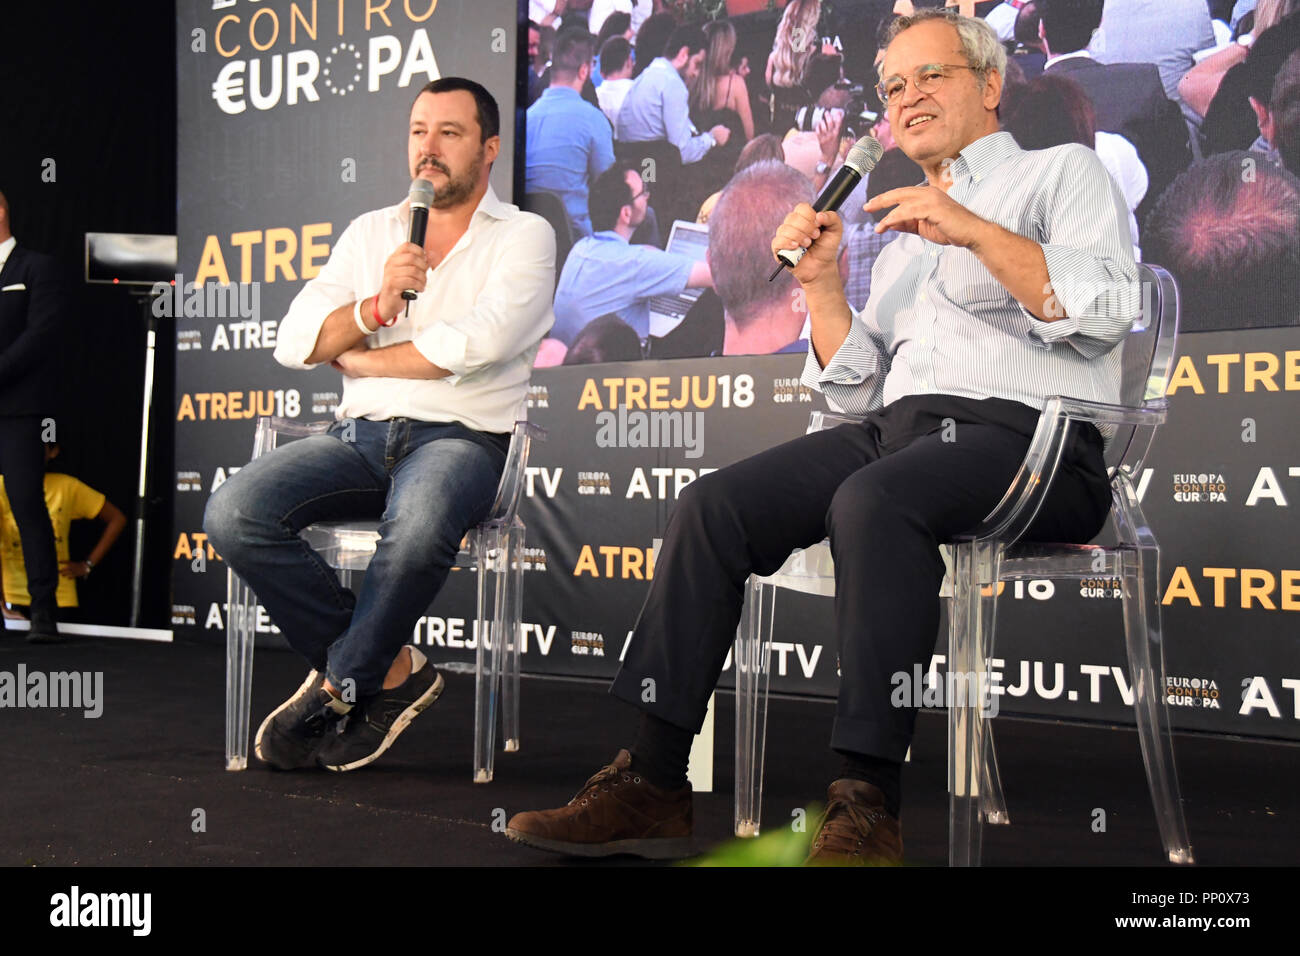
[506,8,1136,864]
[551,161,711,346]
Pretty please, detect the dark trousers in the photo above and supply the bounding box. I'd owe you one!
[0,416,58,615]
[7,605,83,624]
[610,394,1112,761]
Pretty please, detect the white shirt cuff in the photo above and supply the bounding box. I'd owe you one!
[412,322,469,382]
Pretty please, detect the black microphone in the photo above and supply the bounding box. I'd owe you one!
[402,178,436,302]
[769,135,886,281]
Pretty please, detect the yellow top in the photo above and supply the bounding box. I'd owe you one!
[0,473,106,607]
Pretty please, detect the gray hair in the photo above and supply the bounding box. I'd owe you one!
[709,160,814,324]
[878,7,1007,88]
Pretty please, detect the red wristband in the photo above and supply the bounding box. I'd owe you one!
[372,295,397,327]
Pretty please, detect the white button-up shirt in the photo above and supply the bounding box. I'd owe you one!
[275,185,555,434]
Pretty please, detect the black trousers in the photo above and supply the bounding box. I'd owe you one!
[610,394,1112,761]
[0,416,58,615]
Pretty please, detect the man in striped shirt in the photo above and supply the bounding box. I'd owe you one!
[507,8,1137,865]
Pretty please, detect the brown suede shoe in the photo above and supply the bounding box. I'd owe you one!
[506,750,693,859]
[804,779,904,866]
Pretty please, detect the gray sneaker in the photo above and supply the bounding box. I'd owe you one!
[317,649,444,772]
[254,670,349,770]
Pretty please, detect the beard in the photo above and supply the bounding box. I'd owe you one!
[415,144,486,209]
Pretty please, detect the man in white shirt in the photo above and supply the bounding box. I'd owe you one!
[596,36,635,126]
[530,0,565,31]
[588,0,631,36]
[590,0,652,35]
[984,1,1025,41]
[204,78,555,774]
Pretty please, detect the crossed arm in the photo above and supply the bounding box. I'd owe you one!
[305,298,451,379]
[279,214,556,381]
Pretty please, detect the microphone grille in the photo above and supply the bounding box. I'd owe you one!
[408,178,436,209]
[843,135,885,177]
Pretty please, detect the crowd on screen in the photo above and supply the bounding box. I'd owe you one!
[523,0,1300,365]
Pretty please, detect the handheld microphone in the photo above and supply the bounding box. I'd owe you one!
[402,178,436,302]
[768,135,885,281]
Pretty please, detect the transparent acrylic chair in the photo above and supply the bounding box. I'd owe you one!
[735,263,1193,865]
[224,415,545,783]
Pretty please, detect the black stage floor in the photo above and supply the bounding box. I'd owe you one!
[2,635,1296,867]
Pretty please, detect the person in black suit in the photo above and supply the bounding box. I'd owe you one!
[0,189,68,643]
[1037,0,1192,227]
[1009,0,1048,80]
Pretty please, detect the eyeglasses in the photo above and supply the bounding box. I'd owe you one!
[876,63,979,107]
[631,186,650,201]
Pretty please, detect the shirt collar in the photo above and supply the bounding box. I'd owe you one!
[1044,48,1094,69]
[592,230,627,242]
[387,182,513,229]
[651,57,679,78]
[946,130,1022,185]
[0,236,15,268]
[474,184,513,221]
[541,85,581,100]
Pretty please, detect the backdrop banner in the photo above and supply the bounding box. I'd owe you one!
[172,2,1300,745]
[170,0,522,640]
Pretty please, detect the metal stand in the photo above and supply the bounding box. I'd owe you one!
[129,292,158,628]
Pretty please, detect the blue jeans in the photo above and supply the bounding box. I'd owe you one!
[204,418,506,698]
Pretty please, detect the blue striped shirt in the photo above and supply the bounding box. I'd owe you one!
[803,131,1140,432]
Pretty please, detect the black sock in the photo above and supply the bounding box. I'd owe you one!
[835,751,902,817]
[629,712,692,790]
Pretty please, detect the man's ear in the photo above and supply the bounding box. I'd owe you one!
[483,135,501,166]
[983,68,1003,113]
[1248,96,1274,144]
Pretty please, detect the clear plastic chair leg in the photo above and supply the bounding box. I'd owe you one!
[977,594,1010,829]
[224,570,257,771]
[1120,540,1195,864]
[948,540,1001,866]
[501,523,524,754]
[734,575,774,838]
[981,727,1010,826]
[472,527,504,783]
